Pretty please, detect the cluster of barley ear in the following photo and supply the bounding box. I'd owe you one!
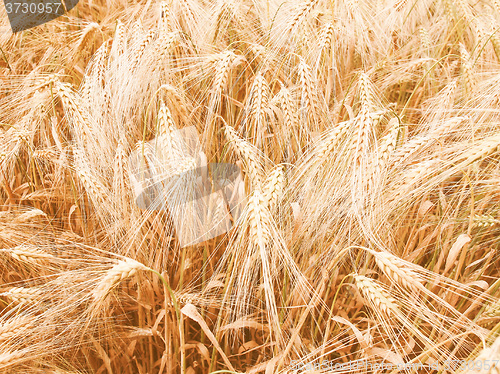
[0,0,499,372]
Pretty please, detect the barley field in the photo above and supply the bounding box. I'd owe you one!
[0,0,499,372]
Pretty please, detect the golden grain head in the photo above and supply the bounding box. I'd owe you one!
[1,0,499,371]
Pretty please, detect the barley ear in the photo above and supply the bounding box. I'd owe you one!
[93,258,151,303]
[262,164,285,212]
[223,125,264,191]
[354,275,400,316]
